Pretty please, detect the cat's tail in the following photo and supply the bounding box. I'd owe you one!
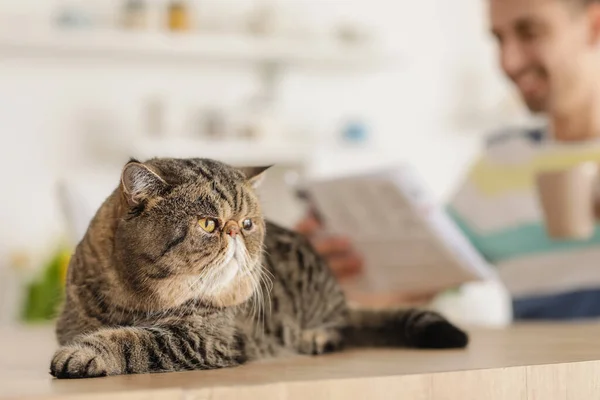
[341,308,468,349]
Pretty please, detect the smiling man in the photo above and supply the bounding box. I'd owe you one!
[492,0,600,122]
[449,0,600,319]
[298,0,600,320]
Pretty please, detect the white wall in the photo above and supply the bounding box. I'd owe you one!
[0,0,520,272]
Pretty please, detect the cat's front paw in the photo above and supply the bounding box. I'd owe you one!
[410,312,469,349]
[50,345,112,379]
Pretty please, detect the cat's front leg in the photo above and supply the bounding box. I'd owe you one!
[50,323,247,379]
[51,342,115,379]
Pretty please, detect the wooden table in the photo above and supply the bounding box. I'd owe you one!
[1,324,600,400]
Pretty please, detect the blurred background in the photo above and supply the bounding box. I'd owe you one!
[0,0,534,326]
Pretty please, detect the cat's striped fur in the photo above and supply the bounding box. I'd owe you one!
[50,158,468,379]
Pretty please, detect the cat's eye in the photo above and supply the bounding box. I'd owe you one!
[241,218,254,231]
[198,217,218,233]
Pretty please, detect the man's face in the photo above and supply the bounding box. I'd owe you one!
[490,0,592,113]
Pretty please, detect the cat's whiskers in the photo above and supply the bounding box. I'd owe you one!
[231,243,258,324]
[258,265,274,331]
[238,248,255,296]
[246,266,261,329]
[240,244,271,334]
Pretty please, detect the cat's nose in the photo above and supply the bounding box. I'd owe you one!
[225,222,240,238]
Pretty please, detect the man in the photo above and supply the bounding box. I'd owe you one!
[298,0,600,319]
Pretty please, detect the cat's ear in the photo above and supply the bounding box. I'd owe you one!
[120,160,169,207]
[240,166,272,189]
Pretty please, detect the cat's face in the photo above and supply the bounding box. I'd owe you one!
[113,158,269,309]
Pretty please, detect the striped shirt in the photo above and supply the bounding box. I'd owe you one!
[448,127,600,320]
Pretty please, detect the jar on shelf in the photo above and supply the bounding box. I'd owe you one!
[122,0,148,30]
[167,1,190,32]
[55,2,94,29]
[341,119,369,145]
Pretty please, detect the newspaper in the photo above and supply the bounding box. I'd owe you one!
[304,165,494,295]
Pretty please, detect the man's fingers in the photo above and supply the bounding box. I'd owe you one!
[328,253,364,280]
[295,217,364,282]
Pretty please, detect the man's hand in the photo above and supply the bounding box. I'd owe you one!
[295,215,364,281]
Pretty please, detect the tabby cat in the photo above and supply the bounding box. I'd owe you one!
[50,158,468,379]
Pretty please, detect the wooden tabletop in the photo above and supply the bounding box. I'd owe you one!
[2,323,600,400]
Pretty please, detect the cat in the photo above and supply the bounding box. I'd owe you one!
[50,158,468,379]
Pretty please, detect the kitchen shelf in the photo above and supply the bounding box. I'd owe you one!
[131,137,399,175]
[132,138,313,166]
[0,29,390,68]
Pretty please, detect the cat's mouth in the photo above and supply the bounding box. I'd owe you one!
[212,237,249,289]
[220,242,240,280]
[197,237,255,299]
